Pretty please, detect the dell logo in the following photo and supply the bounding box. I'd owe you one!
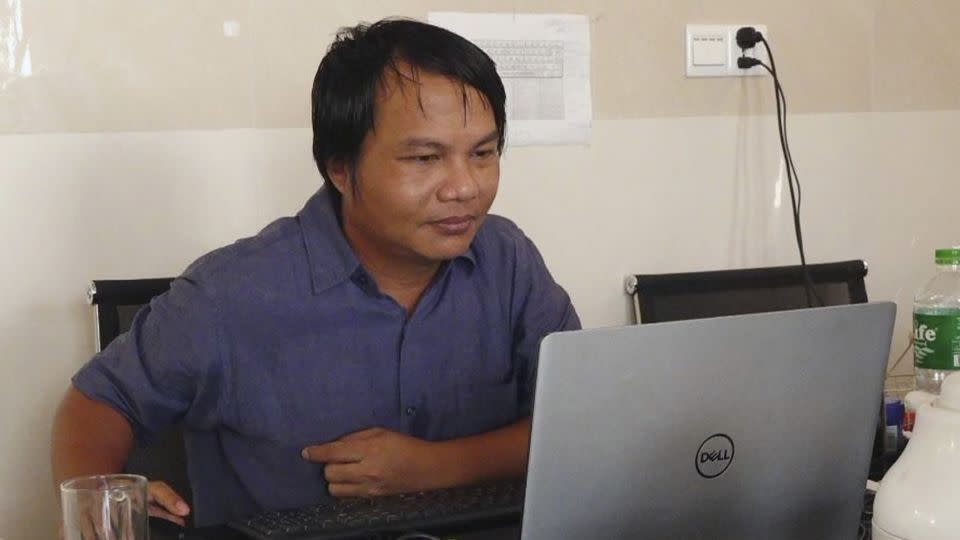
[700,449,732,463]
[696,434,735,479]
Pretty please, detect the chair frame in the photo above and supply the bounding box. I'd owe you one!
[625,260,868,324]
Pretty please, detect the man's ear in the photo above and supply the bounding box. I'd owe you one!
[325,159,350,195]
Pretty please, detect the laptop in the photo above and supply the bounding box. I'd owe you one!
[521,302,896,540]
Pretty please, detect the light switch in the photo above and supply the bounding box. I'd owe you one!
[692,35,726,66]
[686,24,769,77]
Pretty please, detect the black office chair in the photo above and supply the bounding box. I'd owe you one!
[87,278,193,514]
[625,259,869,324]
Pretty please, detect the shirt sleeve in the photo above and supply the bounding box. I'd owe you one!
[511,234,581,416]
[72,276,225,444]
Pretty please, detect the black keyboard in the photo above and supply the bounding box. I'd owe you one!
[228,480,524,540]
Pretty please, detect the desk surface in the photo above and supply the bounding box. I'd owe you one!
[152,490,877,540]
[156,518,875,540]
[153,521,521,540]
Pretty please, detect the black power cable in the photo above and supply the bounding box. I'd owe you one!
[736,28,823,307]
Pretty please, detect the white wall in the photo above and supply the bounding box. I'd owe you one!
[3,1,960,538]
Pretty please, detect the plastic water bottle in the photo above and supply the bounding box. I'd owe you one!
[914,248,960,394]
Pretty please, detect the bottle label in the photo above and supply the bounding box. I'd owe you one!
[914,313,960,370]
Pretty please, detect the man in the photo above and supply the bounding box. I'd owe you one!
[51,18,579,527]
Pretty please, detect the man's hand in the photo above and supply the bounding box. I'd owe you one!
[148,481,191,526]
[301,428,438,497]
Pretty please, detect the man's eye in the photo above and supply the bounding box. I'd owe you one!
[404,155,440,163]
[473,149,496,159]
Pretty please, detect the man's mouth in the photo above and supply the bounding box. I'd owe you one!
[428,215,475,235]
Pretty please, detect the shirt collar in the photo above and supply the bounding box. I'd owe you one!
[297,185,478,295]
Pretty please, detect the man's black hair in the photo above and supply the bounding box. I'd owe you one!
[311,18,507,198]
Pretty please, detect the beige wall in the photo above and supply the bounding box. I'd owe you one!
[2,1,959,538]
[5,0,960,134]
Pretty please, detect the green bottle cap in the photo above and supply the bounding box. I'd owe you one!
[935,248,960,265]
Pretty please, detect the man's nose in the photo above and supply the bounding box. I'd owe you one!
[437,158,480,202]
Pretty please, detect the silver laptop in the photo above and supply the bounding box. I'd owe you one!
[522,302,896,540]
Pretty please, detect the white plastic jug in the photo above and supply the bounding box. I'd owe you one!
[873,372,960,539]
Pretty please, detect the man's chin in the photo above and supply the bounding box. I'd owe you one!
[420,235,475,262]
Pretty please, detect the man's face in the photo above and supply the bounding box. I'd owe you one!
[330,67,500,269]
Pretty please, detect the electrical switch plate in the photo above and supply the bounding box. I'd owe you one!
[686,24,769,77]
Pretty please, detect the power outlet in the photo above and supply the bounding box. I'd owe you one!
[686,24,770,78]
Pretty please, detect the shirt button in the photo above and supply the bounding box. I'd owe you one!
[405,406,417,416]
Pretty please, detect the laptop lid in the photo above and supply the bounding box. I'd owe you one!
[522,302,896,540]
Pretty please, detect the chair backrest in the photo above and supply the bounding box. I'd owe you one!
[89,279,175,350]
[626,259,868,324]
[87,278,192,512]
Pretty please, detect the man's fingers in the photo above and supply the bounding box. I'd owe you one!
[323,463,365,484]
[328,482,375,498]
[147,505,187,526]
[80,507,98,540]
[147,481,190,516]
[302,441,362,463]
[303,428,387,462]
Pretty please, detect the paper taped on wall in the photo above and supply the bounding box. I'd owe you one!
[428,12,592,146]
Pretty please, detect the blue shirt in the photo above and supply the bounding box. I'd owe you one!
[73,187,579,525]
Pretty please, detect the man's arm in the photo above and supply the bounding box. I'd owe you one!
[432,417,531,486]
[51,386,134,486]
[51,385,192,525]
[302,418,531,497]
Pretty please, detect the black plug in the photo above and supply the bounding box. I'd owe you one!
[735,26,763,50]
[737,57,762,70]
